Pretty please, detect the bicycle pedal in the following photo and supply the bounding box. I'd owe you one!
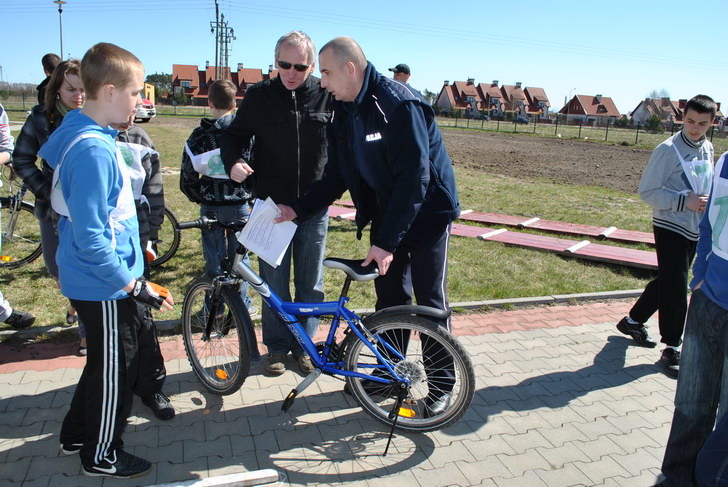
[281,389,298,413]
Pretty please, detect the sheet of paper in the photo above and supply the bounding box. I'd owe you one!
[237,197,297,268]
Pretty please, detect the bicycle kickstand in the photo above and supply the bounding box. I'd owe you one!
[383,382,409,456]
[281,369,322,413]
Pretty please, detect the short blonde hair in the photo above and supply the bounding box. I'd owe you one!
[81,42,143,100]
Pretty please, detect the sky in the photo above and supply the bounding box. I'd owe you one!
[2,0,728,114]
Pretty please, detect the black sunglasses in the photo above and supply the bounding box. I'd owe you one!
[277,60,310,72]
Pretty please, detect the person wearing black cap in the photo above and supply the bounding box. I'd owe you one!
[389,63,410,83]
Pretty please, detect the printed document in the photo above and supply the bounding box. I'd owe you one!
[237,198,297,268]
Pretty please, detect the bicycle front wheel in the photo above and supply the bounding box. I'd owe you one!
[344,314,475,432]
[150,206,181,267]
[0,199,42,269]
[182,278,252,395]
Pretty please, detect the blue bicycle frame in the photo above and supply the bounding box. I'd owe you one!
[231,255,408,386]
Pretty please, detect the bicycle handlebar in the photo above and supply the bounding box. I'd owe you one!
[175,216,248,232]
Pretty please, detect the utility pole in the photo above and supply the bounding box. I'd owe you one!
[219,14,236,81]
[210,6,235,81]
[53,0,67,59]
[210,0,219,80]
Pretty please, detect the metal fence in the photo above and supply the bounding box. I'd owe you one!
[436,116,728,154]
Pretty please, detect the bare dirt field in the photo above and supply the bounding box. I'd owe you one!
[442,128,652,193]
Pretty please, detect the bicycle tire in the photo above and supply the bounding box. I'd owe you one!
[0,199,43,269]
[344,314,475,432]
[181,278,252,395]
[149,206,181,267]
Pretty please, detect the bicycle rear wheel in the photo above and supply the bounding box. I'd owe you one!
[150,206,180,267]
[182,278,252,395]
[0,199,42,269]
[344,314,475,432]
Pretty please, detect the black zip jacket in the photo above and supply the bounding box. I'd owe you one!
[293,63,460,253]
[220,75,331,206]
[180,114,253,206]
[12,104,63,220]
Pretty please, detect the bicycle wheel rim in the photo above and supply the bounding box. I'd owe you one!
[182,281,249,395]
[150,207,180,267]
[0,201,43,268]
[345,316,474,432]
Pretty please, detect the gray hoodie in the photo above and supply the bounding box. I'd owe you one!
[638,130,714,241]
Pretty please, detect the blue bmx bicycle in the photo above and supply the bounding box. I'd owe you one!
[179,217,475,435]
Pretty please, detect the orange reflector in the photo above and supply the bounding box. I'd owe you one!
[398,407,416,418]
[0,256,12,262]
[215,369,228,380]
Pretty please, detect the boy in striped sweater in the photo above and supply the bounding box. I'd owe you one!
[616,94,716,379]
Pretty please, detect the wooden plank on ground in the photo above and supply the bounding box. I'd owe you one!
[572,242,657,270]
[458,209,654,246]
[329,206,657,271]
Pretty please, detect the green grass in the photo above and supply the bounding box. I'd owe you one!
[0,114,655,337]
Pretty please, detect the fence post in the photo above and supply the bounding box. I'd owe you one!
[481,119,484,130]
[496,120,500,132]
[514,120,517,133]
[671,121,675,135]
[711,125,715,142]
[533,116,537,133]
[635,123,640,145]
[21,91,26,111]
[578,120,582,138]
[466,118,470,128]
[605,119,610,141]
[554,118,558,136]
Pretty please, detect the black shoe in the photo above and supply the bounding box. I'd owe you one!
[83,449,151,478]
[423,392,452,418]
[60,443,82,455]
[657,348,680,379]
[4,310,35,329]
[616,317,657,348]
[141,392,175,420]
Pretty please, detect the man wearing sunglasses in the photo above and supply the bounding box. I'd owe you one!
[221,31,331,377]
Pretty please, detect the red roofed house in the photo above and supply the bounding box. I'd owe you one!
[631,97,724,128]
[435,78,484,116]
[500,82,528,118]
[477,80,504,118]
[631,97,683,126]
[172,63,278,106]
[558,94,621,126]
[524,87,550,121]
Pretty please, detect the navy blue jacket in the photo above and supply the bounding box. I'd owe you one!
[294,63,459,252]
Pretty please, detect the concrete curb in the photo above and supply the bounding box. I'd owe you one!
[0,289,642,340]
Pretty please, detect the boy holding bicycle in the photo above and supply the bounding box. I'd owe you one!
[180,79,256,314]
[38,42,173,479]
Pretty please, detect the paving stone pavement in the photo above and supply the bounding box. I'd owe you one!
[0,300,675,487]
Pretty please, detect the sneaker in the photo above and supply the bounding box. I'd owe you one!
[4,310,35,329]
[657,348,680,379]
[82,449,151,478]
[265,353,287,375]
[60,443,82,455]
[616,317,657,348]
[141,392,175,420]
[297,354,315,374]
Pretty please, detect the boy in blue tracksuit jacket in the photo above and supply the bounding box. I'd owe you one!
[38,43,172,480]
[660,150,728,486]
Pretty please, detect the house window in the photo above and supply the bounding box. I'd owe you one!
[181,80,192,88]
